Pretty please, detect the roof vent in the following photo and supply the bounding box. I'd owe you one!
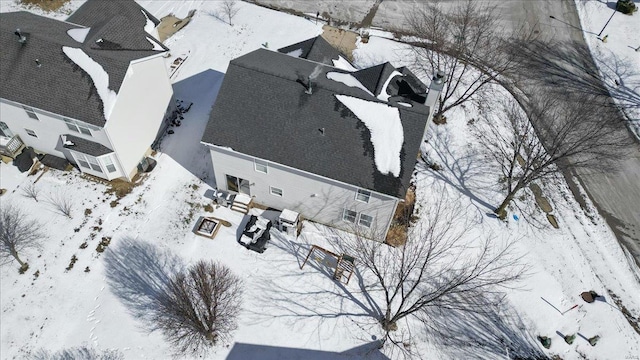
[35,59,41,68]
[14,29,27,45]
[319,127,325,136]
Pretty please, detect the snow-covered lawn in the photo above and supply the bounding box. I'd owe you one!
[1,1,640,359]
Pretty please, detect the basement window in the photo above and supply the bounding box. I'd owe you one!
[270,186,283,197]
[24,128,38,138]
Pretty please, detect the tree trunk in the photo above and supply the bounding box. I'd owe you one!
[495,185,521,219]
[11,250,25,267]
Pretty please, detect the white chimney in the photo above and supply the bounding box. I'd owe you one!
[423,70,445,139]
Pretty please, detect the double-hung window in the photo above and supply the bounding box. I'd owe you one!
[74,153,90,169]
[342,209,357,223]
[22,106,39,120]
[355,189,371,203]
[75,153,102,173]
[358,213,373,228]
[64,118,92,136]
[342,209,374,228]
[101,155,117,173]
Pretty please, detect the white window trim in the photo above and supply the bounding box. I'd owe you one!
[270,186,283,197]
[74,152,103,173]
[24,128,38,138]
[254,159,268,174]
[22,106,39,120]
[100,155,117,173]
[64,118,92,136]
[342,209,357,223]
[355,189,371,203]
[358,213,374,228]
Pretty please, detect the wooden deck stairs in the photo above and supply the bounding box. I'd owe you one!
[231,193,252,214]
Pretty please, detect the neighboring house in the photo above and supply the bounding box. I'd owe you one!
[0,0,173,181]
[201,37,443,239]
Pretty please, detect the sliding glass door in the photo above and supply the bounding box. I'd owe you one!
[225,175,250,195]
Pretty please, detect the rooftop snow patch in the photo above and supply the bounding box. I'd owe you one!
[377,70,402,102]
[67,28,90,43]
[62,46,117,120]
[327,72,373,96]
[142,10,155,34]
[332,56,357,72]
[286,48,303,57]
[335,94,404,177]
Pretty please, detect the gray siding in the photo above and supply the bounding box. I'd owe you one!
[209,146,399,239]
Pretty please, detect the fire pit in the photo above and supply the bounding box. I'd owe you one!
[195,217,221,238]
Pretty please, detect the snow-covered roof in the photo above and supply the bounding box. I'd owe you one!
[0,1,166,127]
[202,48,431,199]
[278,36,357,70]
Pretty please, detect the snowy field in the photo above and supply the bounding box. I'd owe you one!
[1,1,640,359]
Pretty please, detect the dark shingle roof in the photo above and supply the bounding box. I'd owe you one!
[67,0,160,29]
[63,134,113,156]
[278,36,354,68]
[202,49,430,199]
[0,4,166,127]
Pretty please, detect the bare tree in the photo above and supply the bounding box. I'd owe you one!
[406,0,530,122]
[0,203,44,273]
[46,190,73,218]
[155,260,243,356]
[472,92,630,218]
[221,0,240,26]
[21,182,40,202]
[333,197,525,353]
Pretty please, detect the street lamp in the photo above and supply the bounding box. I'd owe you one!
[597,7,617,37]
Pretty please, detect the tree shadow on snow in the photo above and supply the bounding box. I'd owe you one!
[421,295,546,359]
[103,237,183,330]
[155,69,225,188]
[420,126,497,218]
[244,231,384,345]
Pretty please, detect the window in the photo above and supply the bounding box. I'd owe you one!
[0,122,13,137]
[270,186,283,197]
[225,174,250,195]
[342,209,357,223]
[25,129,37,138]
[22,106,39,120]
[87,156,102,172]
[64,118,92,136]
[355,189,371,203]
[254,159,268,174]
[74,153,102,173]
[101,155,117,173]
[358,213,374,228]
[74,153,90,169]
